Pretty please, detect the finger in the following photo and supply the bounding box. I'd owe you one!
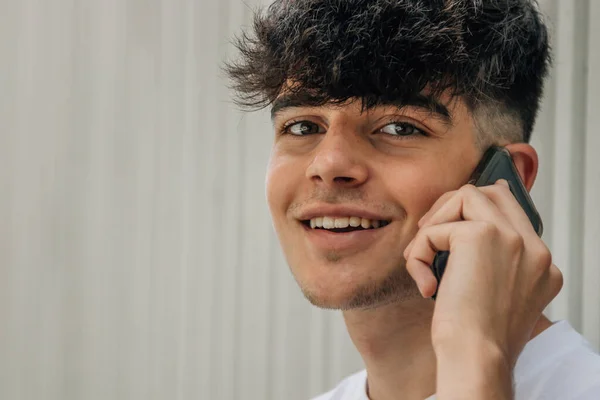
[418,190,457,228]
[420,184,511,231]
[406,257,438,298]
[406,221,499,298]
[403,237,416,259]
[404,222,465,298]
[476,180,539,239]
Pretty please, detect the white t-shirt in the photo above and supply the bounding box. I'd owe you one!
[312,320,600,400]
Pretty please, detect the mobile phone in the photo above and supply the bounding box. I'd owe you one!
[430,146,543,299]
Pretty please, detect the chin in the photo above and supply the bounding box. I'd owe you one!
[294,263,421,310]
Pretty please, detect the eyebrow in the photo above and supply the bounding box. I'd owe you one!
[270,93,453,126]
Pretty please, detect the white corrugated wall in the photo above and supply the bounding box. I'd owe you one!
[0,1,597,399]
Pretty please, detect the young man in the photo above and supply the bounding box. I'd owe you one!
[226,0,600,398]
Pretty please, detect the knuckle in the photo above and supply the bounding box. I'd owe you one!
[551,265,564,295]
[480,183,510,203]
[421,225,435,236]
[505,231,525,253]
[534,243,553,268]
[472,220,498,238]
[528,243,553,278]
[415,227,436,249]
[412,229,425,243]
[408,230,427,252]
[433,190,456,207]
[481,185,499,199]
[491,184,510,200]
[441,190,457,201]
[495,181,512,195]
[459,183,478,196]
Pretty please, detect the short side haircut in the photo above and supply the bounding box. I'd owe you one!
[225,0,552,143]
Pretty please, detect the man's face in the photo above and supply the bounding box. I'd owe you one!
[267,94,482,309]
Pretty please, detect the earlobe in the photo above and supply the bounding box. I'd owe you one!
[504,143,539,191]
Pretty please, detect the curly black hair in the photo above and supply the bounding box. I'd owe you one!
[225,0,551,144]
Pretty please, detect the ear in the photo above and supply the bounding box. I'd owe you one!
[503,143,539,191]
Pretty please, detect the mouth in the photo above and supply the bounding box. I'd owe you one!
[300,216,392,233]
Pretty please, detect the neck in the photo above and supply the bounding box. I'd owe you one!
[343,299,554,400]
[343,298,437,400]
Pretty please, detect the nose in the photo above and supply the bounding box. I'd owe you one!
[305,129,369,188]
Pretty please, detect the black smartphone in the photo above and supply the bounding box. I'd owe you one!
[430,146,543,299]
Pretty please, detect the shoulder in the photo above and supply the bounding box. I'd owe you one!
[311,369,368,400]
[515,320,600,399]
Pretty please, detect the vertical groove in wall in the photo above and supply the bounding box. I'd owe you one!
[0,0,17,393]
[322,309,333,391]
[568,0,590,332]
[308,308,326,397]
[13,1,38,398]
[130,1,161,397]
[210,0,229,397]
[198,0,219,397]
[582,0,600,351]
[233,115,246,400]
[146,2,160,396]
[233,8,253,400]
[177,0,201,398]
[577,0,591,332]
[549,1,587,327]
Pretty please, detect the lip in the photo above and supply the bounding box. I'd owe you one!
[299,219,391,252]
[296,205,391,221]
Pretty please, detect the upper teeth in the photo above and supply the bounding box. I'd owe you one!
[309,217,387,229]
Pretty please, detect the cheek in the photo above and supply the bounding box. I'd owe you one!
[383,157,473,218]
[265,151,300,222]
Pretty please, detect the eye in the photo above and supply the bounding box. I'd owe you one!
[379,122,425,137]
[282,120,324,136]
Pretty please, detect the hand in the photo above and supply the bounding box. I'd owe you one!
[403,180,563,397]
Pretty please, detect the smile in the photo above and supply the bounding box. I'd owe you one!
[302,216,391,232]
